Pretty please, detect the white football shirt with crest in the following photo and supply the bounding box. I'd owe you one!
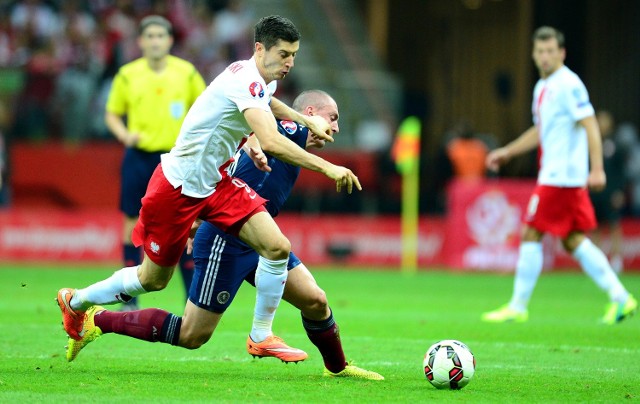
[161,57,277,198]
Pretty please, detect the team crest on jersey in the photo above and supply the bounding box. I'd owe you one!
[217,291,230,304]
[150,241,160,254]
[249,82,264,98]
[280,120,298,134]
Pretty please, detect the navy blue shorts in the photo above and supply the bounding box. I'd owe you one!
[189,221,301,313]
[120,148,164,217]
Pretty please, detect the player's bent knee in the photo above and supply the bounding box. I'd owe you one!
[262,237,291,260]
[303,288,329,316]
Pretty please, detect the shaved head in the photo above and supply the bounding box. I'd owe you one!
[292,90,334,112]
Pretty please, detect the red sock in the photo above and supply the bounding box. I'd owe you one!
[94,308,182,345]
[302,311,347,373]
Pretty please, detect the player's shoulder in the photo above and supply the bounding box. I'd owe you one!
[554,66,585,87]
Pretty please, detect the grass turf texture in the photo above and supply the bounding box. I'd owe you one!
[1,265,639,402]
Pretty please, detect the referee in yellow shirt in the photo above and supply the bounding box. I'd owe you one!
[105,15,206,310]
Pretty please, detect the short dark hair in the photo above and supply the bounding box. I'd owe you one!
[254,15,300,50]
[533,26,565,48]
[139,15,173,36]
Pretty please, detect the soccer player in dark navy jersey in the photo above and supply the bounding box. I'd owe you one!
[66,90,383,380]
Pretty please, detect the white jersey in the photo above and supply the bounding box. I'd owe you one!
[161,57,277,197]
[533,65,595,187]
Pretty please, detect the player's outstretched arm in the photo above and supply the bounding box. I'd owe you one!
[486,125,539,172]
[244,107,361,193]
[270,97,333,143]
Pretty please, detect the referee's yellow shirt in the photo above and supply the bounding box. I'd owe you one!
[106,55,207,152]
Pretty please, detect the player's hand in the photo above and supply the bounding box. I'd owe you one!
[485,147,510,172]
[305,115,334,143]
[247,146,271,172]
[325,165,362,194]
[186,219,203,254]
[587,169,606,192]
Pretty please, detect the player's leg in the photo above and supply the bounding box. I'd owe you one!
[238,212,292,341]
[277,259,383,379]
[58,253,174,338]
[67,223,250,361]
[66,299,224,362]
[57,165,199,340]
[565,231,637,324]
[281,260,340,366]
[203,177,305,361]
[118,148,157,311]
[482,224,543,322]
[238,212,309,362]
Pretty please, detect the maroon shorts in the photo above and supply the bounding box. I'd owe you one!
[132,165,267,267]
[524,184,596,238]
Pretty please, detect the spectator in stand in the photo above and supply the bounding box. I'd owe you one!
[9,0,62,140]
[104,15,206,309]
[51,0,105,143]
[590,110,627,273]
[618,123,640,217]
[210,0,254,61]
[10,0,60,41]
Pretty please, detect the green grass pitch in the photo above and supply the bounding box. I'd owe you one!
[1,264,639,402]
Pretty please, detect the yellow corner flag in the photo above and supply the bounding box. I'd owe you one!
[392,116,421,175]
[392,116,421,273]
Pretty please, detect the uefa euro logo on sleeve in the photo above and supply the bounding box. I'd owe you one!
[249,82,264,98]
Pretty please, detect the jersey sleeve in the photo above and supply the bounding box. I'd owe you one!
[105,71,127,115]
[227,70,272,114]
[564,78,595,122]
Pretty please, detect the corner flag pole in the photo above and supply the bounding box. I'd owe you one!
[391,116,421,273]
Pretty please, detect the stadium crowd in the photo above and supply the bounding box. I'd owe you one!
[0,0,255,143]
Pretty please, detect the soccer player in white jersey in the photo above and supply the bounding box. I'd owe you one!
[56,15,361,362]
[481,26,637,325]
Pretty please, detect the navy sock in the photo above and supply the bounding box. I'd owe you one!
[160,313,183,346]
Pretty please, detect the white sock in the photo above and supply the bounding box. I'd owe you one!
[509,242,543,312]
[573,238,629,303]
[250,256,288,342]
[71,266,147,311]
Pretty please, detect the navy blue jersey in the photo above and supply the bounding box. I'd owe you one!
[229,119,308,217]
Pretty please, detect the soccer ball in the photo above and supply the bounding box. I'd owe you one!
[423,339,476,389]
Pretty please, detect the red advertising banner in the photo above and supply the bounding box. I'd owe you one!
[444,179,535,271]
[1,190,639,270]
[0,209,122,263]
[445,179,640,271]
[275,214,446,267]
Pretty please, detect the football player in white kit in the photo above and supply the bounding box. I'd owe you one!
[481,26,637,324]
[56,15,361,361]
